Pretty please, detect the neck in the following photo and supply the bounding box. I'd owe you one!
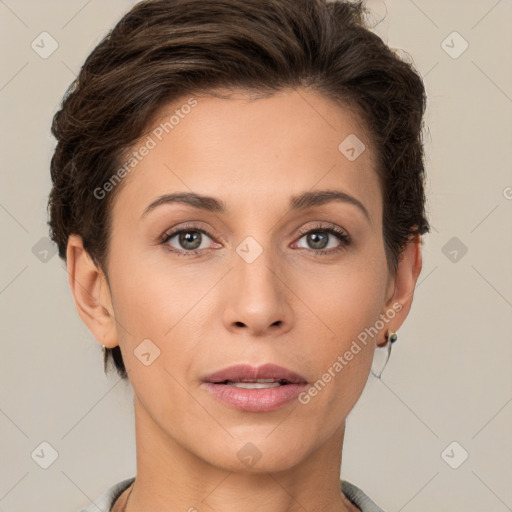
[116,394,359,512]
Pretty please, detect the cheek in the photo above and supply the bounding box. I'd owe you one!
[109,255,202,426]
[293,251,387,401]
[295,251,387,339]
[109,243,198,336]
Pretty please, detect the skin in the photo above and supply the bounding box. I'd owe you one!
[67,87,422,512]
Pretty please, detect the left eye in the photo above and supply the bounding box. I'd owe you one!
[163,228,213,252]
[295,228,348,251]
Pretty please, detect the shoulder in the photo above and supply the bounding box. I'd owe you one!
[75,477,135,512]
[341,479,387,512]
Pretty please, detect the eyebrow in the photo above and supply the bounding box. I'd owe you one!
[140,189,371,223]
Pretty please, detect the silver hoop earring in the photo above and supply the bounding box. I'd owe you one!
[371,330,398,379]
[102,345,108,373]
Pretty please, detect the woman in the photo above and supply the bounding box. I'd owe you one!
[48,0,429,510]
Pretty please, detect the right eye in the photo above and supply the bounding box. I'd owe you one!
[161,225,220,256]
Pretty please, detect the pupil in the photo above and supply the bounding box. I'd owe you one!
[180,231,201,250]
[308,232,328,249]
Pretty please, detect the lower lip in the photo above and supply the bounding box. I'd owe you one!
[202,382,307,412]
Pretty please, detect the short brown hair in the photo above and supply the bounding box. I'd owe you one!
[48,0,430,380]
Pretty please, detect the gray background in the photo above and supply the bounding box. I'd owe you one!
[1,1,511,511]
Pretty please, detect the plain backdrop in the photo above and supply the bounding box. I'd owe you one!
[1,1,511,511]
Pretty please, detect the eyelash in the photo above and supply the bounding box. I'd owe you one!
[160,222,350,257]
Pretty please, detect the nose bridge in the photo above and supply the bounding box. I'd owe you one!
[229,201,283,288]
[234,232,283,303]
[222,229,292,334]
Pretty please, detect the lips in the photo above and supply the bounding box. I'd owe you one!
[202,363,308,412]
[203,363,308,385]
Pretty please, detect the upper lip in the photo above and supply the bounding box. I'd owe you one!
[203,363,308,384]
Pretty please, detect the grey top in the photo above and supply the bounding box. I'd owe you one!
[76,477,386,512]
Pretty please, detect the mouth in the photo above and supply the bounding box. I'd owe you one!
[202,363,308,412]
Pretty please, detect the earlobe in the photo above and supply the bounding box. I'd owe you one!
[378,234,423,346]
[66,234,118,349]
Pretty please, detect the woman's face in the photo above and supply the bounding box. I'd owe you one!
[75,87,418,472]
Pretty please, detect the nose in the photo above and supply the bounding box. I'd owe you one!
[222,243,293,337]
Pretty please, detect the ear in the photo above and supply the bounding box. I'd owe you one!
[377,234,423,347]
[66,234,118,349]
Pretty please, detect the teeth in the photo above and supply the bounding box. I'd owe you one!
[227,381,282,389]
[239,378,280,383]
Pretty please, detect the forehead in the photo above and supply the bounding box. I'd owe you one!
[111,87,381,224]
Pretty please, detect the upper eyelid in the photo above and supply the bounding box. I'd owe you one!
[297,223,348,236]
[163,223,346,237]
[162,223,217,240]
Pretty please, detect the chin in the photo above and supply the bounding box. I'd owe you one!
[197,433,313,474]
